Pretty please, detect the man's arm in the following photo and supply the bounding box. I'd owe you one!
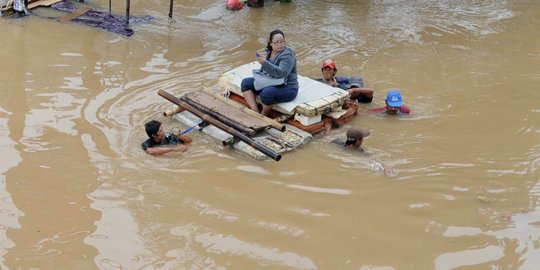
[399,105,411,114]
[176,134,192,144]
[370,158,399,177]
[145,144,188,156]
[368,107,387,113]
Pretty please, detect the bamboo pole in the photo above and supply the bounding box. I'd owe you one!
[180,96,257,137]
[163,106,184,117]
[159,90,281,161]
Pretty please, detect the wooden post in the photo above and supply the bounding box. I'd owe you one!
[125,0,130,27]
[180,95,257,137]
[168,0,173,19]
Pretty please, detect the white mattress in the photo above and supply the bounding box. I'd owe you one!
[218,62,349,115]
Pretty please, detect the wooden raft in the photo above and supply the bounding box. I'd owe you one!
[181,91,272,133]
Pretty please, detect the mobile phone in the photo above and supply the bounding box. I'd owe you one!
[256,52,260,57]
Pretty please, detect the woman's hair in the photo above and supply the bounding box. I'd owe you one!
[266,29,285,52]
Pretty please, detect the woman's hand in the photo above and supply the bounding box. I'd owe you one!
[256,54,265,65]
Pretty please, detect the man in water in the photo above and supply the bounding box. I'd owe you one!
[320,58,374,103]
[142,120,192,155]
[333,127,371,152]
[370,89,411,115]
[332,127,398,176]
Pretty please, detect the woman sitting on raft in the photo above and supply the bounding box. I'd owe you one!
[240,29,299,116]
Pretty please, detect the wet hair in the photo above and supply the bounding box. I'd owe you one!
[345,128,369,146]
[266,29,285,52]
[145,120,161,138]
[345,138,357,146]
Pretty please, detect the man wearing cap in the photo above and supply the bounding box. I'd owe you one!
[370,89,411,114]
[319,59,374,103]
[330,127,398,176]
[332,127,370,151]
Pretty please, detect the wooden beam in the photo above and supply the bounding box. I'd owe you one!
[28,0,63,9]
[58,5,91,22]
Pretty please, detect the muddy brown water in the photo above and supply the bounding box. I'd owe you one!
[1,0,540,269]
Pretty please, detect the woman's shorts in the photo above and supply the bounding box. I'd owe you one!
[241,77,298,105]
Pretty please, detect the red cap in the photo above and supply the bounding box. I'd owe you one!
[321,59,337,70]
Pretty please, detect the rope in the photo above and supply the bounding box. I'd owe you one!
[179,124,199,135]
[169,122,202,136]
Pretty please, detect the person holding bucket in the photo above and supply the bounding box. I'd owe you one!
[142,120,192,155]
[240,29,299,116]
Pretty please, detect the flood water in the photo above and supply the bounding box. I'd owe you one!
[1,0,540,269]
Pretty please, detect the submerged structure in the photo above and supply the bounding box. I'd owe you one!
[1,0,152,36]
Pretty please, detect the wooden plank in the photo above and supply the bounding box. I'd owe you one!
[58,5,91,22]
[183,91,271,131]
[28,0,63,9]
